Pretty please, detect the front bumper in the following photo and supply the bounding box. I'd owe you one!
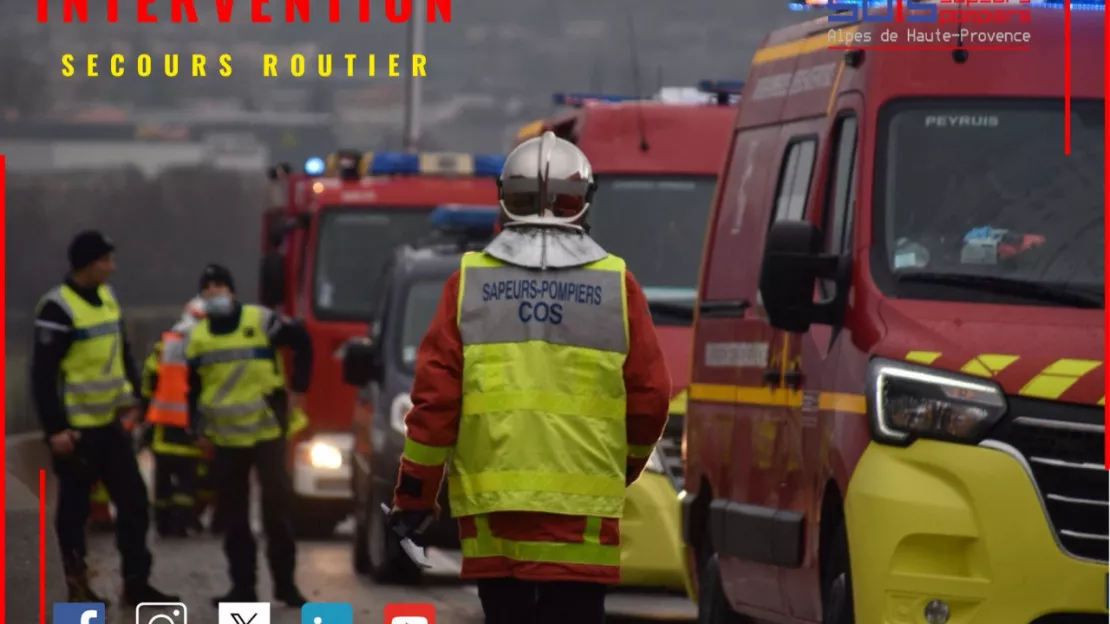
[291,433,354,501]
[619,472,688,591]
[846,440,1106,623]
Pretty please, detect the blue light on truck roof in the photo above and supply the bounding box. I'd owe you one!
[304,157,326,175]
[360,152,505,177]
[473,154,506,177]
[370,152,421,174]
[553,92,643,107]
[697,79,745,94]
[429,204,499,230]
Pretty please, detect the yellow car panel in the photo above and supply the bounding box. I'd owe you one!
[620,472,687,591]
[847,440,1106,623]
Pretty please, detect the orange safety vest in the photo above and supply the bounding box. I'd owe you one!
[145,331,189,427]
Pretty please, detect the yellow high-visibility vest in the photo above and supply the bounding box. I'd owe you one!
[184,305,284,447]
[443,251,630,519]
[38,284,135,428]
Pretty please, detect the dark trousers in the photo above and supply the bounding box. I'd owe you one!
[476,577,607,624]
[214,437,297,590]
[153,453,198,529]
[52,423,153,581]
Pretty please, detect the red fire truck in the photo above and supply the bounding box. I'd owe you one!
[260,150,504,536]
[513,81,741,596]
[683,1,1106,622]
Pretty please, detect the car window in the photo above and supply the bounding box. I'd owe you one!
[772,138,817,223]
[824,116,858,254]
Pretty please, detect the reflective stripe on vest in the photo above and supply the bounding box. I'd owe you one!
[445,251,630,519]
[461,514,620,566]
[185,305,284,447]
[146,332,190,427]
[40,284,135,428]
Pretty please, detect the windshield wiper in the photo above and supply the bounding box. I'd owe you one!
[895,272,1103,309]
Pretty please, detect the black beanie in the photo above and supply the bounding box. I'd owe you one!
[199,263,235,293]
[67,230,115,271]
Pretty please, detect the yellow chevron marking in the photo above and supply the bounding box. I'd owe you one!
[960,354,1019,377]
[1018,359,1101,400]
[669,389,688,415]
[905,350,942,365]
[752,27,858,65]
[1098,397,1105,406]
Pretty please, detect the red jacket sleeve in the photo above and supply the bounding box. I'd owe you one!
[622,271,672,485]
[393,270,463,511]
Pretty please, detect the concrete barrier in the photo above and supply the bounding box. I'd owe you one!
[6,432,65,624]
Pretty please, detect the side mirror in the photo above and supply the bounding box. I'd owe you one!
[758,220,849,333]
[342,337,382,387]
[260,252,286,308]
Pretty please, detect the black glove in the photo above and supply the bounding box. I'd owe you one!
[387,508,435,547]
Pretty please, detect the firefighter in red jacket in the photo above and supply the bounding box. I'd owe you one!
[390,132,671,624]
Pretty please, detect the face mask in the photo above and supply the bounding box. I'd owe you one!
[204,294,233,316]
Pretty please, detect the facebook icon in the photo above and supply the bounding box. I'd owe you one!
[54,602,105,624]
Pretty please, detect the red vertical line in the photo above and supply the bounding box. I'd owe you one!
[0,154,5,624]
[39,470,46,624]
[1101,0,1110,466]
[1063,0,1071,154]
[1104,0,1110,468]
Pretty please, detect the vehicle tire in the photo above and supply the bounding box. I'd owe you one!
[365,486,423,585]
[822,524,855,624]
[697,553,750,624]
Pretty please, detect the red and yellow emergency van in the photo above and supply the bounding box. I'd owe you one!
[682,2,1106,622]
[261,151,503,537]
[517,82,740,595]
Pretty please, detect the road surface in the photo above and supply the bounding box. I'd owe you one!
[82,453,697,623]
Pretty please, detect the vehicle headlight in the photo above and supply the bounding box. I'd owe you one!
[390,392,414,435]
[867,357,1007,445]
[309,441,344,470]
[645,449,666,473]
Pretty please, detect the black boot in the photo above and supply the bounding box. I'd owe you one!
[274,584,307,607]
[121,580,180,607]
[211,586,258,607]
[65,569,108,604]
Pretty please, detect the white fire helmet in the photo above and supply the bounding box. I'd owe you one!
[498,131,595,227]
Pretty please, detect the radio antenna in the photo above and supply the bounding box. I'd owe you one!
[627,15,650,152]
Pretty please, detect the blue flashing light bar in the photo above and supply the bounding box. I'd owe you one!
[430,204,499,230]
[697,79,745,95]
[553,92,643,107]
[473,154,507,177]
[304,157,326,175]
[336,152,505,177]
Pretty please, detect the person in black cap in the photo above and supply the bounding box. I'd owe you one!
[185,263,313,607]
[31,230,180,606]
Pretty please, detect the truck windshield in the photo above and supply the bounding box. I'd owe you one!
[313,207,434,321]
[399,279,447,371]
[588,175,715,300]
[873,98,1104,307]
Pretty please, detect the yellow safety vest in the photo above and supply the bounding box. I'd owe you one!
[437,251,631,519]
[184,304,284,447]
[38,284,135,428]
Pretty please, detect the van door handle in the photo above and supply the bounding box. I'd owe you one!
[783,369,804,389]
[698,299,750,318]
